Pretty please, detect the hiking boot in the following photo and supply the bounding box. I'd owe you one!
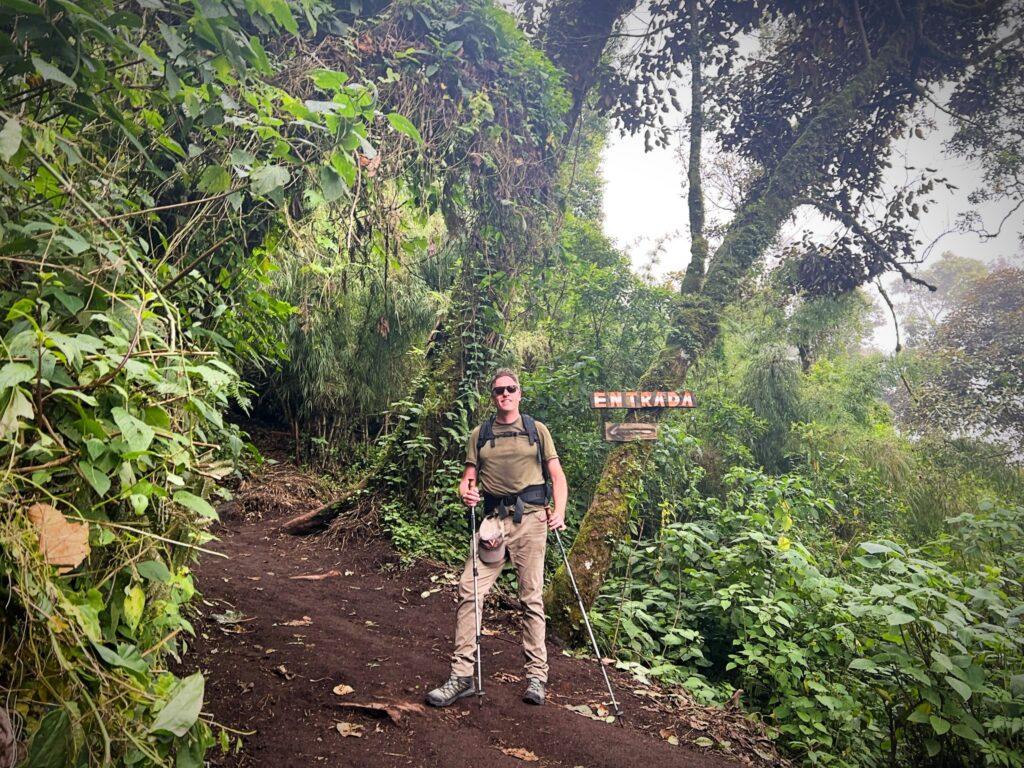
[522,677,545,705]
[426,675,475,707]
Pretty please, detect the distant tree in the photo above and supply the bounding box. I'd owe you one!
[787,290,881,371]
[892,251,988,346]
[738,343,803,472]
[910,267,1024,458]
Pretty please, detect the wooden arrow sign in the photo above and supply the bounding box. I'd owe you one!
[604,422,658,442]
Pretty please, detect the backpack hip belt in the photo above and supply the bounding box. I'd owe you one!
[483,484,548,524]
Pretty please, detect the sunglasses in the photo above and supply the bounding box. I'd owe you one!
[492,384,519,396]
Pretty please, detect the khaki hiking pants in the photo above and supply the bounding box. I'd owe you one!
[451,510,549,683]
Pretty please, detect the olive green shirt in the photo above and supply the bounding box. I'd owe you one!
[467,416,557,512]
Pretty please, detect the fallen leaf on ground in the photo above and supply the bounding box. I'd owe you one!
[632,688,663,698]
[273,665,296,680]
[693,736,714,748]
[217,623,250,635]
[290,570,342,581]
[281,616,313,626]
[659,728,679,746]
[211,610,250,625]
[481,627,499,636]
[500,747,539,762]
[336,722,363,738]
[565,704,595,719]
[332,684,354,696]
[27,503,90,574]
[336,700,426,725]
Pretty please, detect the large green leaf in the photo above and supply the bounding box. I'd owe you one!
[0,0,45,16]
[137,559,171,582]
[124,584,145,631]
[32,57,78,90]
[319,165,345,202]
[0,361,34,389]
[78,461,112,496]
[112,407,155,453]
[0,388,33,437]
[0,117,22,162]
[150,673,205,737]
[309,69,348,89]
[92,640,148,676]
[929,715,951,736]
[386,112,423,145]
[173,490,217,519]
[250,164,290,195]
[23,708,71,768]
[945,675,972,701]
[198,165,231,194]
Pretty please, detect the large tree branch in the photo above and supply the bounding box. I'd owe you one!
[541,0,639,145]
[800,197,938,291]
[666,31,911,376]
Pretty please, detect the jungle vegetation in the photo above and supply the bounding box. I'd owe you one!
[1,0,1021,766]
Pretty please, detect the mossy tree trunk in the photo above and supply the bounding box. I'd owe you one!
[545,441,647,638]
[545,31,911,639]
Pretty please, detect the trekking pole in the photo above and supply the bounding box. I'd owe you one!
[468,480,484,705]
[552,528,624,722]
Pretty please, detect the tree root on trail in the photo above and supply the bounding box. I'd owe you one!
[279,478,368,535]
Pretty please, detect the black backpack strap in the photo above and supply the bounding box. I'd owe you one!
[522,414,549,486]
[476,417,496,452]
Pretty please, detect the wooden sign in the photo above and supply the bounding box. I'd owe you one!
[590,390,695,409]
[604,423,659,442]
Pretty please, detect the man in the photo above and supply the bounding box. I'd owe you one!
[426,368,568,707]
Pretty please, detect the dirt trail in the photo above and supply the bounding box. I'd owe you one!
[181,462,776,768]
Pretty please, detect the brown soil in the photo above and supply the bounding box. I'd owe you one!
[180,457,785,768]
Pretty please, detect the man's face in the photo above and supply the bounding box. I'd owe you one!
[491,375,521,415]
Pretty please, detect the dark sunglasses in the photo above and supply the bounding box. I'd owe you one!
[492,384,519,396]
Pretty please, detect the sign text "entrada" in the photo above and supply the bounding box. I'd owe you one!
[590,390,695,409]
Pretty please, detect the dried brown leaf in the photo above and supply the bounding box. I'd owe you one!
[281,616,313,626]
[27,503,90,574]
[500,747,539,762]
[335,721,363,738]
[273,665,296,680]
[332,684,354,696]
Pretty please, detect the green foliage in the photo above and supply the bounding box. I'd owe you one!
[738,343,804,473]
[600,470,1024,767]
[0,0,392,762]
[264,223,442,465]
